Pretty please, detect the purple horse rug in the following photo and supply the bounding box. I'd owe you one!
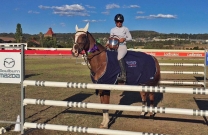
[91,50,156,86]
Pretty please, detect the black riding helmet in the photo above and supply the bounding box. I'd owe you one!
[114,14,124,22]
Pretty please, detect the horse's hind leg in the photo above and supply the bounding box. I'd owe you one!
[99,90,110,128]
[149,92,155,119]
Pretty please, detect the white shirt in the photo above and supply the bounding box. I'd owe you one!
[110,26,132,45]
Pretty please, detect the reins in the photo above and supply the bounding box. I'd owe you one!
[84,45,106,73]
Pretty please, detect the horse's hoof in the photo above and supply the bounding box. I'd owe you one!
[140,112,148,118]
[150,113,156,119]
[99,124,108,129]
[150,115,154,119]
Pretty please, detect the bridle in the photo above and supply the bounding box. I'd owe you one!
[73,31,106,75]
[74,31,106,59]
[74,31,89,54]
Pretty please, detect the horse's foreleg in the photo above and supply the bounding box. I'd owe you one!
[149,92,154,107]
[140,92,147,106]
[99,90,110,128]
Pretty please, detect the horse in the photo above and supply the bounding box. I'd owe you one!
[71,23,161,129]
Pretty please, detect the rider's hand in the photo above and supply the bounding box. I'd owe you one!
[119,38,126,43]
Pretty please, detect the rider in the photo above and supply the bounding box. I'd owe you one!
[110,13,132,82]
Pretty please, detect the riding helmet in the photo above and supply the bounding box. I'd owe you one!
[114,14,124,22]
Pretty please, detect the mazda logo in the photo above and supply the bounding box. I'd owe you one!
[4,58,15,68]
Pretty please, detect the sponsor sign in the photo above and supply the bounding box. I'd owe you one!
[0,51,21,83]
[146,52,204,57]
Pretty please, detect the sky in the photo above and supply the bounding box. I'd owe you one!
[1,0,208,35]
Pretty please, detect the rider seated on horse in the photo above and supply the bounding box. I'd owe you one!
[107,14,132,83]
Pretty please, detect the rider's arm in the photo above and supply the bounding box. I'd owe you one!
[125,27,132,41]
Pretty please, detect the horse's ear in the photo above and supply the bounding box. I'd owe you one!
[83,22,89,32]
[75,25,78,32]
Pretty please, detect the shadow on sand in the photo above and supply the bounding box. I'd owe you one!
[108,91,163,128]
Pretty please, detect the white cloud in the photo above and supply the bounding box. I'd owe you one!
[54,11,89,16]
[60,23,66,27]
[38,5,50,9]
[52,4,85,11]
[136,14,177,19]
[39,4,89,16]
[28,10,40,14]
[150,14,177,18]
[106,4,120,9]
[83,19,106,22]
[129,5,140,8]
[102,11,110,15]
[137,11,144,14]
[85,5,95,9]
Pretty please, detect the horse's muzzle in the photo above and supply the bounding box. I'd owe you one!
[71,49,79,57]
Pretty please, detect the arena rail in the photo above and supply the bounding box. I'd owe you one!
[23,98,208,117]
[23,80,208,95]
[24,122,164,135]
[1,45,208,134]
[22,80,208,134]
[158,61,206,87]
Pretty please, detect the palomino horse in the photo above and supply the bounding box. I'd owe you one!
[71,23,160,128]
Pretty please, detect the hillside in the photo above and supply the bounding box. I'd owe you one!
[1,31,208,41]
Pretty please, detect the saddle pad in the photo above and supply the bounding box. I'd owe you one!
[91,50,156,85]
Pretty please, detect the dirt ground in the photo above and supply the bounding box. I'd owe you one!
[0,56,208,135]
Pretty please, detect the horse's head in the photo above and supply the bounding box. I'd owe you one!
[72,23,90,57]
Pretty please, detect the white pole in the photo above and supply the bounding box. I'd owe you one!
[24,122,164,135]
[23,80,208,95]
[159,81,204,86]
[159,63,204,67]
[160,71,204,75]
[23,99,208,117]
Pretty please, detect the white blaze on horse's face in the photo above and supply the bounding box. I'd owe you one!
[72,23,89,57]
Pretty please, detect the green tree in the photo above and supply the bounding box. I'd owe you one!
[15,23,23,43]
[39,32,43,47]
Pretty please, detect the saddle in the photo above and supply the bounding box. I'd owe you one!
[91,50,156,86]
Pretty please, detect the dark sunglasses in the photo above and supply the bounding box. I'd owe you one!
[116,21,123,23]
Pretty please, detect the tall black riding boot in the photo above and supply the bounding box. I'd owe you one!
[117,58,126,82]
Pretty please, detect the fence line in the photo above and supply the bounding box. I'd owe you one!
[23,80,208,95]
[159,61,206,86]
[24,122,164,135]
[24,98,208,117]
[159,63,204,67]
[159,81,204,85]
[160,71,204,75]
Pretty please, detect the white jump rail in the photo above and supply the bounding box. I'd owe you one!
[160,71,204,75]
[23,99,208,117]
[159,63,204,67]
[159,62,206,86]
[159,81,204,85]
[23,80,208,95]
[24,122,164,135]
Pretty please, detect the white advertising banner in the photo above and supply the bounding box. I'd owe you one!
[0,52,21,84]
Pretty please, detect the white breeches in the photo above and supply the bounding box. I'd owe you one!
[117,45,127,60]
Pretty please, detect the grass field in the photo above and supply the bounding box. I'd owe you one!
[0,56,208,135]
